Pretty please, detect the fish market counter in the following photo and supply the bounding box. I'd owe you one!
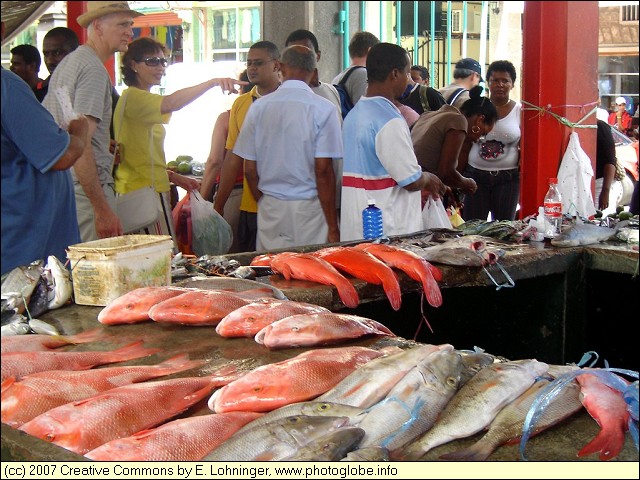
[2,303,638,463]
[2,240,638,463]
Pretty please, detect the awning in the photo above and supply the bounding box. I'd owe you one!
[133,11,183,28]
[1,1,54,46]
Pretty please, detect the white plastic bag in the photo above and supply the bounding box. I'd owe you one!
[189,190,233,256]
[556,132,596,218]
[422,197,453,229]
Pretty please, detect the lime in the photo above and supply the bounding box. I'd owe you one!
[616,205,624,214]
[594,210,603,218]
[177,162,192,174]
[166,160,179,171]
[618,211,632,221]
[176,155,193,164]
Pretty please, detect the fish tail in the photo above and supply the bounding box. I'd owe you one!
[381,274,402,311]
[438,442,493,461]
[335,279,360,309]
[151,354,204,375]
[577,428,626,461]
[66,328,104,344]
[424,261,442,282]
[110,341,160,362]
[418,268,443,308]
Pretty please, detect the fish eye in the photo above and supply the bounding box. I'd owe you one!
[45,432,56,442]
[446,377,457,387]
[253,385,263,393]
[318,403,330,411]
[291,327,299,332]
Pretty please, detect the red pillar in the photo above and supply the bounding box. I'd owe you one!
[520,1,599,218]
[65,1,116,84]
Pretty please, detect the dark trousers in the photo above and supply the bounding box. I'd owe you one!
[462,165,520,221]
[237,210,257,252]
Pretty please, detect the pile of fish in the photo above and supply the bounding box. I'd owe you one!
[3,327,637,461]
[1,256,73,336]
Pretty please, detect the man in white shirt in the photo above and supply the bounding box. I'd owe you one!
[234,45,343,251]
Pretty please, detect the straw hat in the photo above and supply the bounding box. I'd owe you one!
[77,1,143,28]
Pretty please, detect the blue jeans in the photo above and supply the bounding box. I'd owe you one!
[462,165,520,221]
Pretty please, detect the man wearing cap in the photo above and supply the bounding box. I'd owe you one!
[608,96,633,137]
[439,57,484,110]
[43,1,143,242]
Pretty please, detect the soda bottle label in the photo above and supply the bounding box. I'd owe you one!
[544,202,562,218]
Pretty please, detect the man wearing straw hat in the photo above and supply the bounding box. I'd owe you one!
[43,2,143,242]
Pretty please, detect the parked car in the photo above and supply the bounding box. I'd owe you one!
[610,125,638,206]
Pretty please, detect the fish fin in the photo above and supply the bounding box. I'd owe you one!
[425,262,442,282]
[111,341,160,361]
[577,428,626,461]
[152,354,204,375]
[381,275,402,311]
[1,377,16,394]
[335,281,360,309]
[420,269,443,308]
[439,442,493,461]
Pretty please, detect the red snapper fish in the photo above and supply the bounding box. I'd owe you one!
[209,346,385,413]
[1,341,160,382]
[576,372,630,461]
[85,412,263,461]
[0,328,103,353]
[19,376,223,455]
[313,246,402,311]
[215,299,330,338]
[1,354,204,428]
[270,252,359,309]
[148,289,253,326]
[97,286,190,325]
[354,243,443,308]
[255,312,395,349]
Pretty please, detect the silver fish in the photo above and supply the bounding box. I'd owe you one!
[203,415,350,461]
[235,401,366,436]
[27,319,60,336]
[341,446,389,461]
[281,427,365,461]
[396,358,549,460]
[1,321,31,337]
[439,376,582,461]
[44,256,73,310]
[1,260,44,314]
[416,237,504,267]
[317,344,446,408]
[550,222,616,247]
[357,348,464,451]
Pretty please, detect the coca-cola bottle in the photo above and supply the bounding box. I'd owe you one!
[543,177,562,238]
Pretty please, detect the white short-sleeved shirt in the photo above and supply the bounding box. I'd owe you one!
[233,80,343,201]
[340,96,423,242]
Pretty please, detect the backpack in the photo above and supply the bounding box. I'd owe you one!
[446,87,467,106]
[334,66,365,119]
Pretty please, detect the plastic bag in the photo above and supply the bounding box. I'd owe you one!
[189,190,233,256]
[448,206,465,228]
[556,132,596,218]
[172,194,193,255]
[422,197,453,229]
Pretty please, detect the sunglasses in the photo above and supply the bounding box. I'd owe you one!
[143,57,168,67]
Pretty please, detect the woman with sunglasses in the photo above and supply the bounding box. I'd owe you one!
[113,37,245,241]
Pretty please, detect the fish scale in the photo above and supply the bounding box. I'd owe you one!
[19,376,219,455]
[396,358,549,460]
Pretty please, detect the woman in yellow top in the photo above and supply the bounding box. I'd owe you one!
[113,37,245,240]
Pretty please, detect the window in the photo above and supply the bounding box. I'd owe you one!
[620,4,638,23]
[209,5,260,62]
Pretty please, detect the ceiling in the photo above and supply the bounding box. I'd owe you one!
[1,1,54,46]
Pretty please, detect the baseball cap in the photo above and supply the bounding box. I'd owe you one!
[455,58,484,82]
[615,96,626,105]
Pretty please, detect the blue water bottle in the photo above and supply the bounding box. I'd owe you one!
[362,199,384,239]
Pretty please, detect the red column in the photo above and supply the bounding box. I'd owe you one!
[520,1,599,218]
[65,1,115,84]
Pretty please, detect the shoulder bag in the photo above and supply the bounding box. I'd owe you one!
[113,90,160,233]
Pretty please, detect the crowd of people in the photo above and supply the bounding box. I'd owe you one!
[2,1,639,274]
